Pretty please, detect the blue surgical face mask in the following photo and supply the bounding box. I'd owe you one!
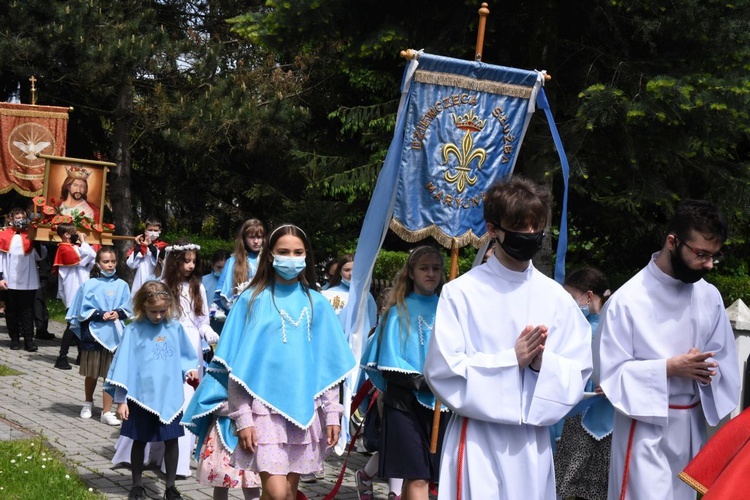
[341,278,350,288]
[272,255,307,280]
[98,265,116,278]
[212,269,222,278]
[576,292,590,317]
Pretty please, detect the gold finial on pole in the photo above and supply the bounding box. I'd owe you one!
[400,48,418,60]
[475,3,490,62]
[29,75,37,105]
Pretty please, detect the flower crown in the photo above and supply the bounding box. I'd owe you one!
[144,290,170,299]
[164,243,201,252]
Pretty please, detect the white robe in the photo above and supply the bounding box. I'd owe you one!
[595,253,740,500]
[56,242,95,308]
[126,247,157,296]
[424,255,592,500]
[0,235,46,290]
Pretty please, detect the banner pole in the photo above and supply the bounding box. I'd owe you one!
[474,3,490,62]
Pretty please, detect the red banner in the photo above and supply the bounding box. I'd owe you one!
[0,103,69,196]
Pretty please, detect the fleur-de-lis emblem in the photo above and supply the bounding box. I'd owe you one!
[442,110,487,193]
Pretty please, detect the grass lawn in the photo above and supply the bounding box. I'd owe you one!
[47,297,67,324]
[0,438,105,499]
[0,364,22,376]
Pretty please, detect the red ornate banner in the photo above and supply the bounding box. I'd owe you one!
[0,103,69,196]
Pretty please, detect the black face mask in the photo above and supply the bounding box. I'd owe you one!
[670,245,707,284]
[70,233,79,245]
[497,225,544,262]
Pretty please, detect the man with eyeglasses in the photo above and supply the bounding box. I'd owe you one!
[595,199,740,500]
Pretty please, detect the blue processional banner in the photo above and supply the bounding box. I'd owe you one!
[389,53,543,248]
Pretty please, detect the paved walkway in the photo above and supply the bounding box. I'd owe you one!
[0,320,389,499]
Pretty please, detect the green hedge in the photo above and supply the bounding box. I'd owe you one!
[706,274,750,307]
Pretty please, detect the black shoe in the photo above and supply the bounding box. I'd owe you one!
[163,485,183,500]
[35,331,55,340]
[54,355,72,370]
[9,339,20,350]
[24,339,38,352]
[128,485,148,500]
[73,351,81,365]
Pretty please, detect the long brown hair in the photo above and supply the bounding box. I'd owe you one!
[162,238,204,317]
[232,218,266,293]
[246,224,316,316]
[327,253,354,288]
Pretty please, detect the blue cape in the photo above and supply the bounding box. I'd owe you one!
[67,276,132,352]
[216,253,259,306]
[579,313,614,439]
[181,373,237,460]
[361,292,444,410]
[104,319,199,424]
[192,282,356,430]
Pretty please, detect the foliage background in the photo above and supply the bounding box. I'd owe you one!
[0,0,748,299]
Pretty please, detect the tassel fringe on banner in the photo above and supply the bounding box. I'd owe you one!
[389,217,490,249]
[414,70,533,98]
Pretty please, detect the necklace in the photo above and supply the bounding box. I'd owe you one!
[417,316,433,346]
[279,307,311,343]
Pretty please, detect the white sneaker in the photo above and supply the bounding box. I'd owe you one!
[80,401,93,419]
[100,411,121,426]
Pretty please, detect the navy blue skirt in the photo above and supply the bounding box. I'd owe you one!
[120,401,184,443]
[379,403,448,481]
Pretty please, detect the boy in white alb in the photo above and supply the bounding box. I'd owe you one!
[0,208,47,352]
[596,199,740,500]
[424,177,592,500]
[126,217,168,296]
[53,223,96,370]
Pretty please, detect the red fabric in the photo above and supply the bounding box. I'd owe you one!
[53,242,80,267]
[0,103,69,196]
[126,239,168,258]
[680,408,750,497]
[0,228,33,254]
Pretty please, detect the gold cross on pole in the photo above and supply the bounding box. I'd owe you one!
[29,75,37,105]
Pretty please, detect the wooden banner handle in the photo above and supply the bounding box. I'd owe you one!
[475,3,490,62]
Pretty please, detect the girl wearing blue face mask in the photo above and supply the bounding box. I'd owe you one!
[182,224,356,500]
[66,246,132,426]
[555,267,614,500]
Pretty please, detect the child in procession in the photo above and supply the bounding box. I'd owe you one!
[67,246,132,425]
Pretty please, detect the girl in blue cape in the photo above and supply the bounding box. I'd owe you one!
[215,218,266,314]
[182,224,356,500]
[67,246,132,426]
[105,280,199,500]
[360,246,450,500]
[554,267,614,500]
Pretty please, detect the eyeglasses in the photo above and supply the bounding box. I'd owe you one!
[677,239,724,264]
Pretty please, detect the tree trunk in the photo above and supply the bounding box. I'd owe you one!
[110,79,135,284]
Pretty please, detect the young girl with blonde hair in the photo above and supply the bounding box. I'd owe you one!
[361,246,450,500]
[105,281,199,500]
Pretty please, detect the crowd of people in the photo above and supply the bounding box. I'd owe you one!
[0,175,743,500]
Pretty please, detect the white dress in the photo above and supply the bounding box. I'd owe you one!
[596,253,740,500]
[423,254,592,500]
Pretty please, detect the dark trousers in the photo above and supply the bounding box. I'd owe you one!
[34,283,49,334]
[58,307,80,357]
[5,289,35,340]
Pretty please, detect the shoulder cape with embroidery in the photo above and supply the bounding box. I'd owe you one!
[361,292,441,410]
[67,276,133,352]
[184,281,356,432]
[105,319,198,424]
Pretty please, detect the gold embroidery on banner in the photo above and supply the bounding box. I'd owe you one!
[0,109,69,119]
[11,169,45,181]
[413,70,533,98]
[389,217,491,250]
[411,93,478,150]
[442,110,487,194]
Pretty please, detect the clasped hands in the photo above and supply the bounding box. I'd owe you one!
[667,347,717,384]
[516,324,548,371]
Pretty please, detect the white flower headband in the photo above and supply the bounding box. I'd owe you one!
[160,243,201,280]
